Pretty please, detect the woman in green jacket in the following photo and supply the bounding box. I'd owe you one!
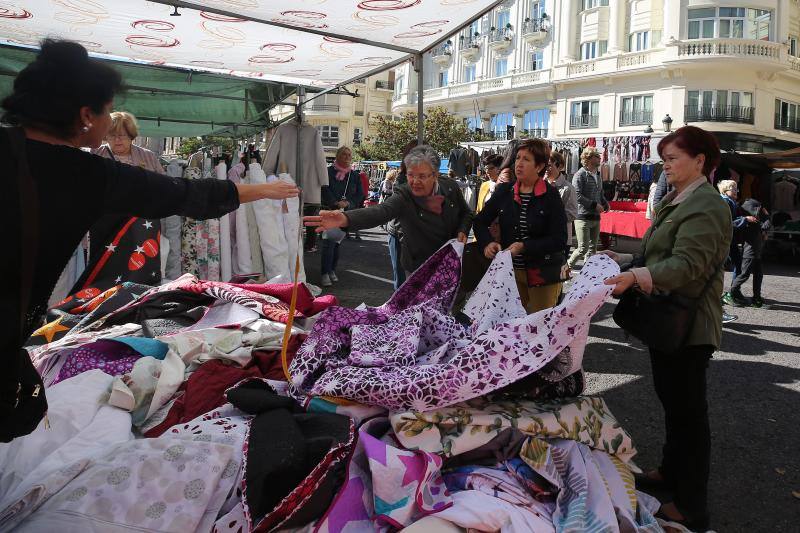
[604,126,731,531]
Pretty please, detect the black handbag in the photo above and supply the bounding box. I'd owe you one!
[0,127,48,443]
[525,251,568,287]
[612,265,720,353]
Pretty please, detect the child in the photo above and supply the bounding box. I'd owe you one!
[727,198,771,307]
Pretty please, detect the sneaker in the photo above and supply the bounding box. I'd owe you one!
[329,271,338,282]
[721,292,735,306]
[321,273,332,287]
[722,312,738,324]
[751,297,764,308]
[730,291,750,307]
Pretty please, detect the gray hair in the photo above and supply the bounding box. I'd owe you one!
[403,145,440,174]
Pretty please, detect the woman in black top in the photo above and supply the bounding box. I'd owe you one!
[474,138,567,313]
[1,40,299,441]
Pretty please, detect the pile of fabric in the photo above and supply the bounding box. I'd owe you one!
[1,242,665,532]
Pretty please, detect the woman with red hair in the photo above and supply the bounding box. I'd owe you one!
[604,126,731,530]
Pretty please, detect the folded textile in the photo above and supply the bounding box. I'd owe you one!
[109,336,169,359]
[316,417,452,533]
[52,338,141,385]
[225,379,355,532]
[291,244,618,412]
[443,466,536,507]
[433,489,556,533]
[391,396,637,465]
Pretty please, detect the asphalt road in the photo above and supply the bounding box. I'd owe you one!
[305,229,800,532]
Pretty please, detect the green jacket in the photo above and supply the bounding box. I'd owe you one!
[639,181,732,349]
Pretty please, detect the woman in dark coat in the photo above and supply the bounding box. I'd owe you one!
[1,39,299,442]
[474,138,567,313]
[306,145,472,276]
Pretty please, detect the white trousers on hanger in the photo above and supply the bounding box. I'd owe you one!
[216,162,232,282]
[249,164,290,281]
[278,172,305,283]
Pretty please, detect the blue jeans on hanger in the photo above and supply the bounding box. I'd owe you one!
[321,239,340,276]
[388,233,405,290]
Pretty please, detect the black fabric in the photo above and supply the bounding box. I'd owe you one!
[473,181,567,269]
[448,147,468,177]
[730,244,763,298]
[650,345,713,529]
[1,129,239,417]
[226,380,351,524]
[495,368,584,401]
[321,167,364,210]
[102,290,212,336]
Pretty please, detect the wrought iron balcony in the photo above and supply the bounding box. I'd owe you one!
[684,105,754,124]
[619,110,653,127]
[775,113,800,133]
[522,19,548,44]
[521,128,549,138]
[375,80,394,90]
[432,42,453,65]
[570,114,599,129]
[488,28,513,50]
[459,36,481,60]
[309,104,340,112]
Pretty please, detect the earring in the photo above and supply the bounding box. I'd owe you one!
[81,126,89,133]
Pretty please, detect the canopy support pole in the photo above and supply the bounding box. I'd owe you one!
[296,86,305,191]
[413,54,424,144]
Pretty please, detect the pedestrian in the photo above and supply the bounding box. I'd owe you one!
[320,146,364,287]
[1,39,299,441]
[380,169,397,202]
[474,138,568,313]
[476,153,502,212]
[568,147,609,269]
[545,151,578,255]
[726,198,771,307]
[716,179,748,322]
[305,145,472,278]
[603,125,732,531]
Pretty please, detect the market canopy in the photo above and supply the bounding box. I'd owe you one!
[0,0,501,88]
[0,45,297,137]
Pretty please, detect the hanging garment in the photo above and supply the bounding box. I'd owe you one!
[162,159,184,281]
[263,121,328,205]
[181,161,222,280]
[640,162,654,184]
[600,137,610,163]
[614,162,627,182]
[288,244,618,412]
[216,162,232,282]
[628,162,642,182]
[448,147,469,177]
[48,242,86,308]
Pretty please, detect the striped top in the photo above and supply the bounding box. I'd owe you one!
[513,192,533,269]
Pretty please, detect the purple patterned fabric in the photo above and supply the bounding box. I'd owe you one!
[290,244,618,412]
[315,418,452,533]
[52,339,141,384]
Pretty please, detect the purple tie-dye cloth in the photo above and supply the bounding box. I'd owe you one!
[52,339,141,385]
[290,242,619,412]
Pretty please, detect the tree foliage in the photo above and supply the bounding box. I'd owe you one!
[355,106,471,161]
[177,136,237,158]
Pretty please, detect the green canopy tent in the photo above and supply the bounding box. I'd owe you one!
[0,45,300,138]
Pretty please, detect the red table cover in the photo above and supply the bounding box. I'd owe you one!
[600,202,651,238]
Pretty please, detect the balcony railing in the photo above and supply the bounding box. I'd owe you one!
[684,105,754,124]
[309,104,340,112]
[522,18,547,35]
[432,43,453,56]
[521,128,549,138]
[459,37,481,51]
[570,114,599,129]
[321,138,339,147]
[488,28,513,44]
[375,80,394,90]
[775,113,800,133]
[675,38,781,61]
[619,110,653,127]
[486,130,510,141]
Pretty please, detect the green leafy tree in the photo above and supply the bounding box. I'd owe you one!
[355,106,471,161]
[177,135,237,158]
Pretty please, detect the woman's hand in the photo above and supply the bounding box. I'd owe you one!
[236,182,300,203]
[506,242,525,256]
[457,232,467,244]
[498,168,512,183]
[604,271,636,296]
[484,242,502,259]
[303,210,348,233]
[336,200,350,209]
[596,250,621,262]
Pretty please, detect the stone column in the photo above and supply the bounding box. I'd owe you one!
[559,0,578,61]
[607,0,627,53]
[661,0,679,45]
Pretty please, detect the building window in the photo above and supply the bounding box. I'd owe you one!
[686,90,754,123]
[775,99,800,133]
[581,0,608,11]
[628,31,649,51]
[570,100,599,129]
[463,64,476,82]
[318,125,339,147]
[496,9,510,29]
[789,36,798,57]
[523,108,549,137]
[353,127,362,145]
[490,112,514,140]
[467,20,480,38]
[438,70,449,87]
[394,75,405,98]
[687,8,772,40]
[580,40,607,59]
[530,0,543,20]
[466,116,481,130]
[619,94,653,126]
[494,57,508,77]
[530,50,544,70]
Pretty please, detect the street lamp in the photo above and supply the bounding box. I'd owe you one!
[662,114,673,132]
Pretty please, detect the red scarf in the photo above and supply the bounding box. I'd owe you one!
[333,161,351,181]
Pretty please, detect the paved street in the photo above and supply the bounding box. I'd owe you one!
[306,228,800,532]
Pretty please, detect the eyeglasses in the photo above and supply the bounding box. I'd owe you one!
[407,173,435,181]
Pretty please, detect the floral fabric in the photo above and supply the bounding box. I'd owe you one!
[51,339,141,385]
[390,396,637,465]
[290,244,618,412]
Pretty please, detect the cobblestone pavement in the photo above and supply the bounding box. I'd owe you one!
[305,229,800,532]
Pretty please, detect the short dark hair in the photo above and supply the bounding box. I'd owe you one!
[516,138,551,177]
[481,154,502,168]
[549,151,565,169]
[657,125,720,177]
[2,39,122,138]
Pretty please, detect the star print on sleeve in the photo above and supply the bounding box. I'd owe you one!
[105,243,117,253]
[142,221,153,229]
[31,316,70,344]
[134,245,145,254]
